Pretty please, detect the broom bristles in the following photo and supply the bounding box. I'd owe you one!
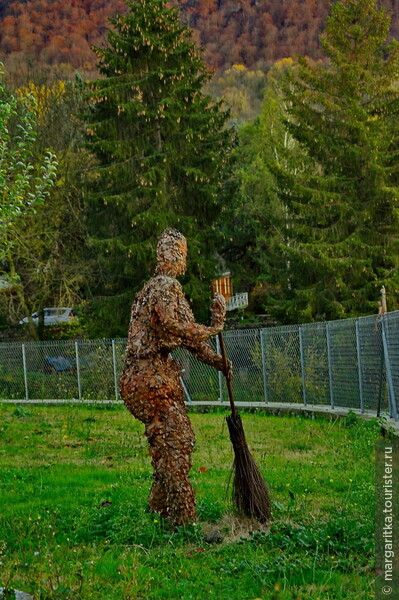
[226,413,271,524]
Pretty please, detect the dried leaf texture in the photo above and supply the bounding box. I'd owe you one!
[120,229,226,526]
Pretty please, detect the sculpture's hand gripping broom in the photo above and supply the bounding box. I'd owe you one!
[218,332,271,523]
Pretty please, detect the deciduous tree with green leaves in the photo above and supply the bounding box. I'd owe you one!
[0,65,59,337]
[0,65,57,261]
[0,77,89,340]
[84,0,233,337]
[270,0,399,322]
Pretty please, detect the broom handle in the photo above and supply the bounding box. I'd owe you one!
[218,332,237,417]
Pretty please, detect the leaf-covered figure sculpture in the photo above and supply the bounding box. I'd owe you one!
[120,228,229,526]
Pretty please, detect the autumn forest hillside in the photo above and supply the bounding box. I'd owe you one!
[1,0,399,83]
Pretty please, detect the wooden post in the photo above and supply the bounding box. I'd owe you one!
[380,286,387,314]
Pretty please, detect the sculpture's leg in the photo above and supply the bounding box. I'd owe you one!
[146,403,196,525]
[121,357,196,526]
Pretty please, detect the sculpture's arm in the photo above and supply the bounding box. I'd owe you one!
[155,289,226,344]
[183,340,225,372]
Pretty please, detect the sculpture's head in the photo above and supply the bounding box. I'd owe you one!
[155,228,187,277]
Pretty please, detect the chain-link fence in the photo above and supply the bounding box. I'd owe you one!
[0,312,398,420]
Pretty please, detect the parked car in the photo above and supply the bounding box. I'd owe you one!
[20,307,77,326]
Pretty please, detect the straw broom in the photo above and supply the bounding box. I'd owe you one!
[218,332,271,523]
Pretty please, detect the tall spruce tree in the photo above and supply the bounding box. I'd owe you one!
[84,0,232,336]
[226,59,310,318]
[269,0,399,322]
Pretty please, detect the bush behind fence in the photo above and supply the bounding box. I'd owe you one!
[0,311,398,420]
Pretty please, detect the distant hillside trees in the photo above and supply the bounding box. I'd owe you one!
[1,0,399,82]
[175,0,330,68]
[206,64,266,125]
[0,0,128,84]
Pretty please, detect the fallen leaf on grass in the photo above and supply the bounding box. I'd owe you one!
[183,548,206,557]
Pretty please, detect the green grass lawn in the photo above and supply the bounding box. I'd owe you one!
[0,403,384,599]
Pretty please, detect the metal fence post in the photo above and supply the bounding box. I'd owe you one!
[22,343,29,401]
[298,326,307,406]
[260,329,268,404]
[381,317,398,421]
[180,376,192,403]
[326,323,335,410]
[112,339,119,402]
[216,335,223,403]
[355,319,364,413]
[75,341,82,400]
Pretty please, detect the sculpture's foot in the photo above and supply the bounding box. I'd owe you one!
[162,480,196,526]
[148,479,196,526]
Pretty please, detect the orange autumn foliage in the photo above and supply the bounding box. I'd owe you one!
[0,0,398,79]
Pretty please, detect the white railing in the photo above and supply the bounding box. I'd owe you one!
[226,292,248,311]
